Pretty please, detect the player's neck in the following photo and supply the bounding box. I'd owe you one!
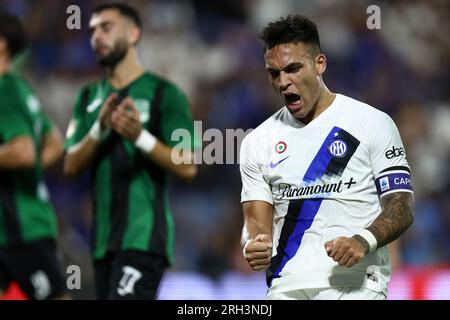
[316,86,336,113]
[106,48,145,89]
[301,85,335,125]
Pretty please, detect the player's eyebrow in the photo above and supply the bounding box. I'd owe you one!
[283,62,303,72]
[89,21,113,33]
[266,62,303,74]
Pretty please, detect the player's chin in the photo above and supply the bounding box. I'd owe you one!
[96,55,109,64]
[95,52,114,65]
[288,105,309,120]
[289,111,307,122]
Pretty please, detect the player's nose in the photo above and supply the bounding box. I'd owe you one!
[91,31,105,48]
[278,71,291,90]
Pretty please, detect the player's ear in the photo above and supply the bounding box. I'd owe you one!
[128,25,141,46]
[315,53,326,75]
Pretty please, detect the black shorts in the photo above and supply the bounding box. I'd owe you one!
[94,250,168,300]
[0,238,67,300]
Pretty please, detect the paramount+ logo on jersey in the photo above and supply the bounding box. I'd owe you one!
[385,146,405,159]
[273,178,356,200]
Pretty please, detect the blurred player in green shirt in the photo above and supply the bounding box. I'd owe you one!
[0,11,68,299]
[64,2,199,299]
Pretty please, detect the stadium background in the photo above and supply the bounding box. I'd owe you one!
[0,0,449,299]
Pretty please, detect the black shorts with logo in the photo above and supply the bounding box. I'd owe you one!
[94,250,168,300]
[0,238,67,300]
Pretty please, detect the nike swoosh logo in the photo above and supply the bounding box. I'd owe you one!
[87,98,103,113]
[269,156,290,168]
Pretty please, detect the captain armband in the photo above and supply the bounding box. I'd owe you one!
[375,166,413,198]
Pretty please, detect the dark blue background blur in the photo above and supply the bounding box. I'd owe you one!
[1,0,449,299]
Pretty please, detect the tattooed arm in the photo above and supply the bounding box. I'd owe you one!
[324,192,414,267]
[357,192,414,251]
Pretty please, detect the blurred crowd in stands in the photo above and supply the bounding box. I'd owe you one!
[1,0,448,298]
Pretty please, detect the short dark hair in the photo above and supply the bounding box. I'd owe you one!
[93,2,141,28]
[260,15,321,55]
[0,11,28,57]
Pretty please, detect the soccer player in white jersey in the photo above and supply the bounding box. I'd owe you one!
[239,15,414,300]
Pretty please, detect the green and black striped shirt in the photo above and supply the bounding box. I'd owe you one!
[64,72,199,264]
[0,72,57,246]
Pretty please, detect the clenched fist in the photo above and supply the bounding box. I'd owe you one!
[243,234,272,271]
[324,236,366,268]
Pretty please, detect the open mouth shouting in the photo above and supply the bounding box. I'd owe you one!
[283,92,302,112]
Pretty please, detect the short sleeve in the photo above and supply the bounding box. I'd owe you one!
[159,84,200,150]
[64,88,89,150]
[369,112,413,197]
[0,98,33,142]
[239,135,273,204]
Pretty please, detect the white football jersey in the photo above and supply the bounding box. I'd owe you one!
[240,94,413,296]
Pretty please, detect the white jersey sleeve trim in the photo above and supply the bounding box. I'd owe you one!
[241,189,274,204]
[379,189,414,198]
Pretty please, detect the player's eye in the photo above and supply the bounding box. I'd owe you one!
[268,70,279,78]
[286,65,301,73]
[100,22,113,33]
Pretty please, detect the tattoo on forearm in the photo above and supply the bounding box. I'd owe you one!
[367,193,414,249]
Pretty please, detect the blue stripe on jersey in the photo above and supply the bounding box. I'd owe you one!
[268,199,321,284]
[303,126,341,182]
[267,126,360,287]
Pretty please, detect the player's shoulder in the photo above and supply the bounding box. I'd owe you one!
[338,94,393,125]
[141,71,185,94]
[0,72,24,91]
[241,107,287,146]
[77,78,102,97]
[0,72,30,109]
[140,71,169,85]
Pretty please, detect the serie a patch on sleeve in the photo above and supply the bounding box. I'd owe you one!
[375,166,413,197]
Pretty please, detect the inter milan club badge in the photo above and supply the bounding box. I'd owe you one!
[275,141,287,154]
[327,139,347,157]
